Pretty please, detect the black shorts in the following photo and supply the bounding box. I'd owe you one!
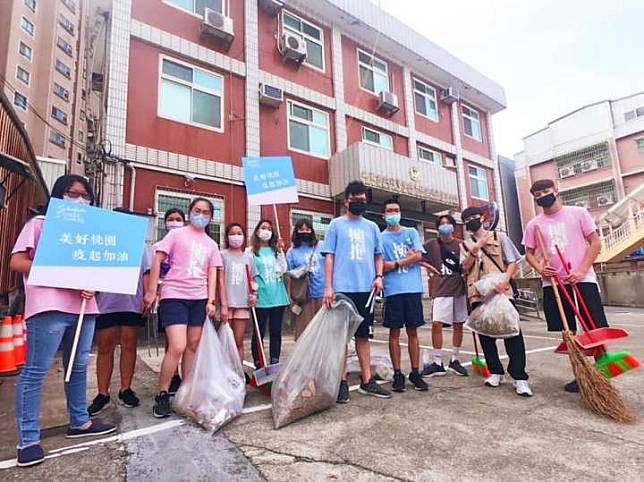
[383,293,425,330]
[159,299,208,328]
[543,282,609,332]
[96,311,145,330]
[339,292,374,339]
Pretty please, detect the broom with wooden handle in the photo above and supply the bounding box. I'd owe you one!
[535,226,634,423]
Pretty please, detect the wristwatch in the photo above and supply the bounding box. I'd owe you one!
[376,274,384,279]
[394,261,400,269]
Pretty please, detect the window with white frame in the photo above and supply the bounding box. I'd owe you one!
[19,42,32,61]
[165,0,223,16]
[16,66,30,85]
[55,59,71,78]
[78,130,84,143]
[155,190,225,243]
[291,210,332,241]
[159,57,223,131]
[25,0,36,13]
[468,165,489,200]
[62,0,76,14]
[362,126,393,150]
[358,49,389,95]
[637,138,644,155]
[282,10,324,70]
[51,106,68,125]
[58,14,74,36]
[57,36,73,57]
[417,146,441,165]
[462,104,482,141]
[50,131,66,148]
[53,82,69,101]
[413,78,438,121]
[14,92,28,111]
[287,100,330,158]
[21,17,34,36]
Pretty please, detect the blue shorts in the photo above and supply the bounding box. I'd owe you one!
[159,299,208,327]
[383,293,425,330]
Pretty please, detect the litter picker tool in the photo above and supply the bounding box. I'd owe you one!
[535,226,634,423]
[65,298,87,383]
[365,288,378,314]
[470,333,490,378]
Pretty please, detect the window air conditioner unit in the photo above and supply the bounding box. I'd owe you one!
[201,8,234,48]
[258,0,283,16]
[559,166,574,178]
[440,87,459,104]
[279,31,307,64]
[579,159,598,173]
[377,90,399,116]
[259,83,283,107]
[597,194,614,207]
[573,200,590,208]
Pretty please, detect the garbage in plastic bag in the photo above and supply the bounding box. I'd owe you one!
[346,339,394,381]
[174,320,246,432]
[465,273,520,338]
[271,294,363,429]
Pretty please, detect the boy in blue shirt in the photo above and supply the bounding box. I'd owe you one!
[322,181,392,403]
[381,198,429,392]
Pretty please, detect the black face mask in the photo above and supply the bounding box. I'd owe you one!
[296,232,313,243]
[348,201,367,215]
[465,218,482,232]
[536,193,557,208]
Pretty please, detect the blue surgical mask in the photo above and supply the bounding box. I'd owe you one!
[385,214,401,226]
[438,224,454,235]
[190,213,209,229]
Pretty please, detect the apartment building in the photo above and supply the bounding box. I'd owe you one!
[0,0,87,181]
[92,0,507,244]
[515,92,644,230]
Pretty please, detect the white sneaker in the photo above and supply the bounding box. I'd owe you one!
[484,374,504,387]
[514,380,534,397]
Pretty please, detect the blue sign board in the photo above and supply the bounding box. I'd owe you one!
[242,156,299,205]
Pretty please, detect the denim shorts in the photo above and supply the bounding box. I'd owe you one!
[158,299,208,327]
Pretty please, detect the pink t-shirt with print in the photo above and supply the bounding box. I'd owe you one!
[155,225,223,300]
[12,216,100,320]
[522,206,598,286]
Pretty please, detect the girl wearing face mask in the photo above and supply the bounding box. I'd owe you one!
[144,198,223,418]
[220,222,257,365]
[250,219,289,368]
[286,219,326,340]
[10,175,116,467]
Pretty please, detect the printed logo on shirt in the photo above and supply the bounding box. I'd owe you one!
[547,222,568,254]
[187,241,207,277]
[349,228,366,261]
[230,261,244,285]
[261,255,277,284]
[304,251,319,274]
[391,241,409,273]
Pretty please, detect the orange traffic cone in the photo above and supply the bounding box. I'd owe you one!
[12,315,25,367]
[0,316,18,376]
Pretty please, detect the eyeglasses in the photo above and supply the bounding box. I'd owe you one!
[191,207,211,216]
[65,190,91,201]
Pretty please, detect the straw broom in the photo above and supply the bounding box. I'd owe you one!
[535,227,634,423]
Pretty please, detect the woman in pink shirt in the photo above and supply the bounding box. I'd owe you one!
[10,175,116,468]
[143,197,223,418]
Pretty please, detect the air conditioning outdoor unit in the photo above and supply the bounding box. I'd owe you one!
[559,166,574,179]
[574,200,590,208]
[580,159,598,173]
[279,31,307,64]
[258,0,283,16]
[440,87,459,104]
[597,194,614,207]
[201,8,234,48]
[376,90,399,116]
[259,83,283,107]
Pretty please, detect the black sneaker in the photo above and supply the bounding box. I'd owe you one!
[448,359,469,376]
[16,444,45,467]
[564,380,579,393]
[88,393,110,417]
[391,371,406,392]
[168,375,182,396]
[421,362,447,378]
[336,380,350,404]
[118,388,140,408]
[66,420,117,439]
[409,370,429,391]
[358,378,392,399]
[153,391,171,418]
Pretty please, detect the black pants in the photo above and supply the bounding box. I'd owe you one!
[251,306,285,367]
[473,301,528,381]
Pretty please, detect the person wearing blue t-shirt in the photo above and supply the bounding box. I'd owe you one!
[286,219,325,340]
[321,181,392,403]
[381,198,429,393]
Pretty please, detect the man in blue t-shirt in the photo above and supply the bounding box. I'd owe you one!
[322,181,392,403]
[381,198,429,393]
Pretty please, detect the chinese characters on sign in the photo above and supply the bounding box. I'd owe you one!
[242,156,299,206]
[58,232,128,264]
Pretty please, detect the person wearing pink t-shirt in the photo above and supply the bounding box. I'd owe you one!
[143,197,223,418]
[523,178,608,394]
[10,175,116,468]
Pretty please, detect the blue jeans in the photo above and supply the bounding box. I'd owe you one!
[15,311,96,448]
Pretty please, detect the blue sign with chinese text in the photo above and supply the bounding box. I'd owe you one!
[242,156,299,206]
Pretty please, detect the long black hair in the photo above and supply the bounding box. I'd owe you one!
[251,219,277,256]
[188,197,214,235]
[45,175,96,212]
[291,218,318,248]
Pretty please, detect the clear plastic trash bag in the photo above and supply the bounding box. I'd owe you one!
[465,273,520,339]
[284,264,309,279]
[271,295,363,429]
[346,339,394,381]
[174,320,246,432]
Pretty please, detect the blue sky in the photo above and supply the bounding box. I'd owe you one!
[375,0,644,157]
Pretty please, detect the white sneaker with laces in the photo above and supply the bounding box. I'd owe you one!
[484,374,504,387]
[514,380,533,397]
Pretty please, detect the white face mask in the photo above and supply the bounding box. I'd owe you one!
[166,221,184,230]
[62,195,91,205]
[258,229,272,241]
